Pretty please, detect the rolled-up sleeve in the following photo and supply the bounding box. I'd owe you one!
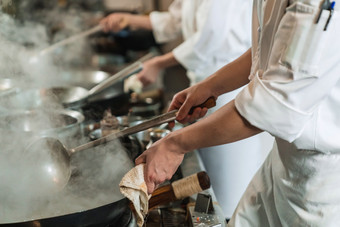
[149,0,182,43]
[235,1,340,142]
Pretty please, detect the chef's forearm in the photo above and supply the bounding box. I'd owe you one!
[169,100,262,152]
[126,14,153,30]
[153,52,179,69]
[205,49,252,98]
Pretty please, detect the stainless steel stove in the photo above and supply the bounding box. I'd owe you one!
[82,92,227,227]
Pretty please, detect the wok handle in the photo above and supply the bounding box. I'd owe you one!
[70,97,216,153]
[87,52,157,97]
[129,171,211,212]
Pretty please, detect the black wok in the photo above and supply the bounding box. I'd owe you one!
[0,108,84,138]
[0,136,139,227]
[57,70,112,90]
[0,200,132,227]
[54,52,155,109]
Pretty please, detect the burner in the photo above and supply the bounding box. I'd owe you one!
[81,93,131,121]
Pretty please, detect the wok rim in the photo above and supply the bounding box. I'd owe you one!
[0,197,130,225]
[0,108,85,134]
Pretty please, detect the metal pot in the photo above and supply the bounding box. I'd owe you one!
[53,52,155,108]
[0,109,84,145]
[0,78,17,95]
[57,69,112,90]
[0,52,155,111]
[0,74,125,112]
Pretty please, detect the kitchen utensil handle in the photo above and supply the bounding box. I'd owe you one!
[105,96,216,138]
[70,97,216,153]
[87,52,157,97]
[39,25,102,56]
[170,171,210,199]
[188,96,216,114]
[129,171,210,212]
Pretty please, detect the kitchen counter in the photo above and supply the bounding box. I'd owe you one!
[127,149,227,227]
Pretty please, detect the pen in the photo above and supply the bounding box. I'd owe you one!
[324,1,336,31]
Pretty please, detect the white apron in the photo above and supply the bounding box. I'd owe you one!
[232,0,340,225]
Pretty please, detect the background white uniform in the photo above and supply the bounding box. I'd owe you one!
[150,0,274,218]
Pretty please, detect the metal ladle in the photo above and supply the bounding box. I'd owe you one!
[29,25,103,64]
[25,97,216,195]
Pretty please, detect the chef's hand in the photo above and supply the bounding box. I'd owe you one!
[100,13,129,33]
[136,57,163,87]
[135,134,185,194]
[168,82,216,128]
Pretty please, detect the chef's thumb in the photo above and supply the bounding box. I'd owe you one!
[135,154,146,165]
[145,181,156,194]
[177,100,192,121]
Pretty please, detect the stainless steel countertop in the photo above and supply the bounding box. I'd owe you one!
[181,150,227,227]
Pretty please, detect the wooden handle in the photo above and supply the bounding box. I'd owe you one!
[188,97,216,114]
[171,171,210,199]
[139,171,210,211]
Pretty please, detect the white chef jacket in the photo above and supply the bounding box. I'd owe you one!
[231,0,340,226]
[150,0,275,219]
[149,0,252,84]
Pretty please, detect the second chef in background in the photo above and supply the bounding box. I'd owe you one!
[101,0,274,219]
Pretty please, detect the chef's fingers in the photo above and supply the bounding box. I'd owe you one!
[188,107,208,123]
[99,19,109,32]
[144,167,163,194]
[136,69,151,87]
[100,15,124,33]
[100,15,116,32]
[168,93,186,112]
[177,98,195,121]
[144,170,156,194]
[199,107,208,118]
[189,107,202,120]
[167,121,175,129]
[176,107,206,125]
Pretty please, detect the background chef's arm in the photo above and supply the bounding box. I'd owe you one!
[149,52,180,69]
[101,13,152,32]
[204,49,252,97]
[172,0,248,74]
[123,14,153,31]
[149,0,182,43]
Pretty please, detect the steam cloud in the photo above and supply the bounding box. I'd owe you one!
[0,5,133,223]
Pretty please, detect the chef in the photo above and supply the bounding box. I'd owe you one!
[101,0,273,219]
[135,0,340,226]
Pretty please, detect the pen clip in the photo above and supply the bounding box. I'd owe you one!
[316,0,331,24]
[324,1,336,31]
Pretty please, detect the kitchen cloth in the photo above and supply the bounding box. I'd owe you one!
[119,164,151,227]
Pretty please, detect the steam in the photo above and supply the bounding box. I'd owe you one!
[0,138,133,222]
[0,6,132,224]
